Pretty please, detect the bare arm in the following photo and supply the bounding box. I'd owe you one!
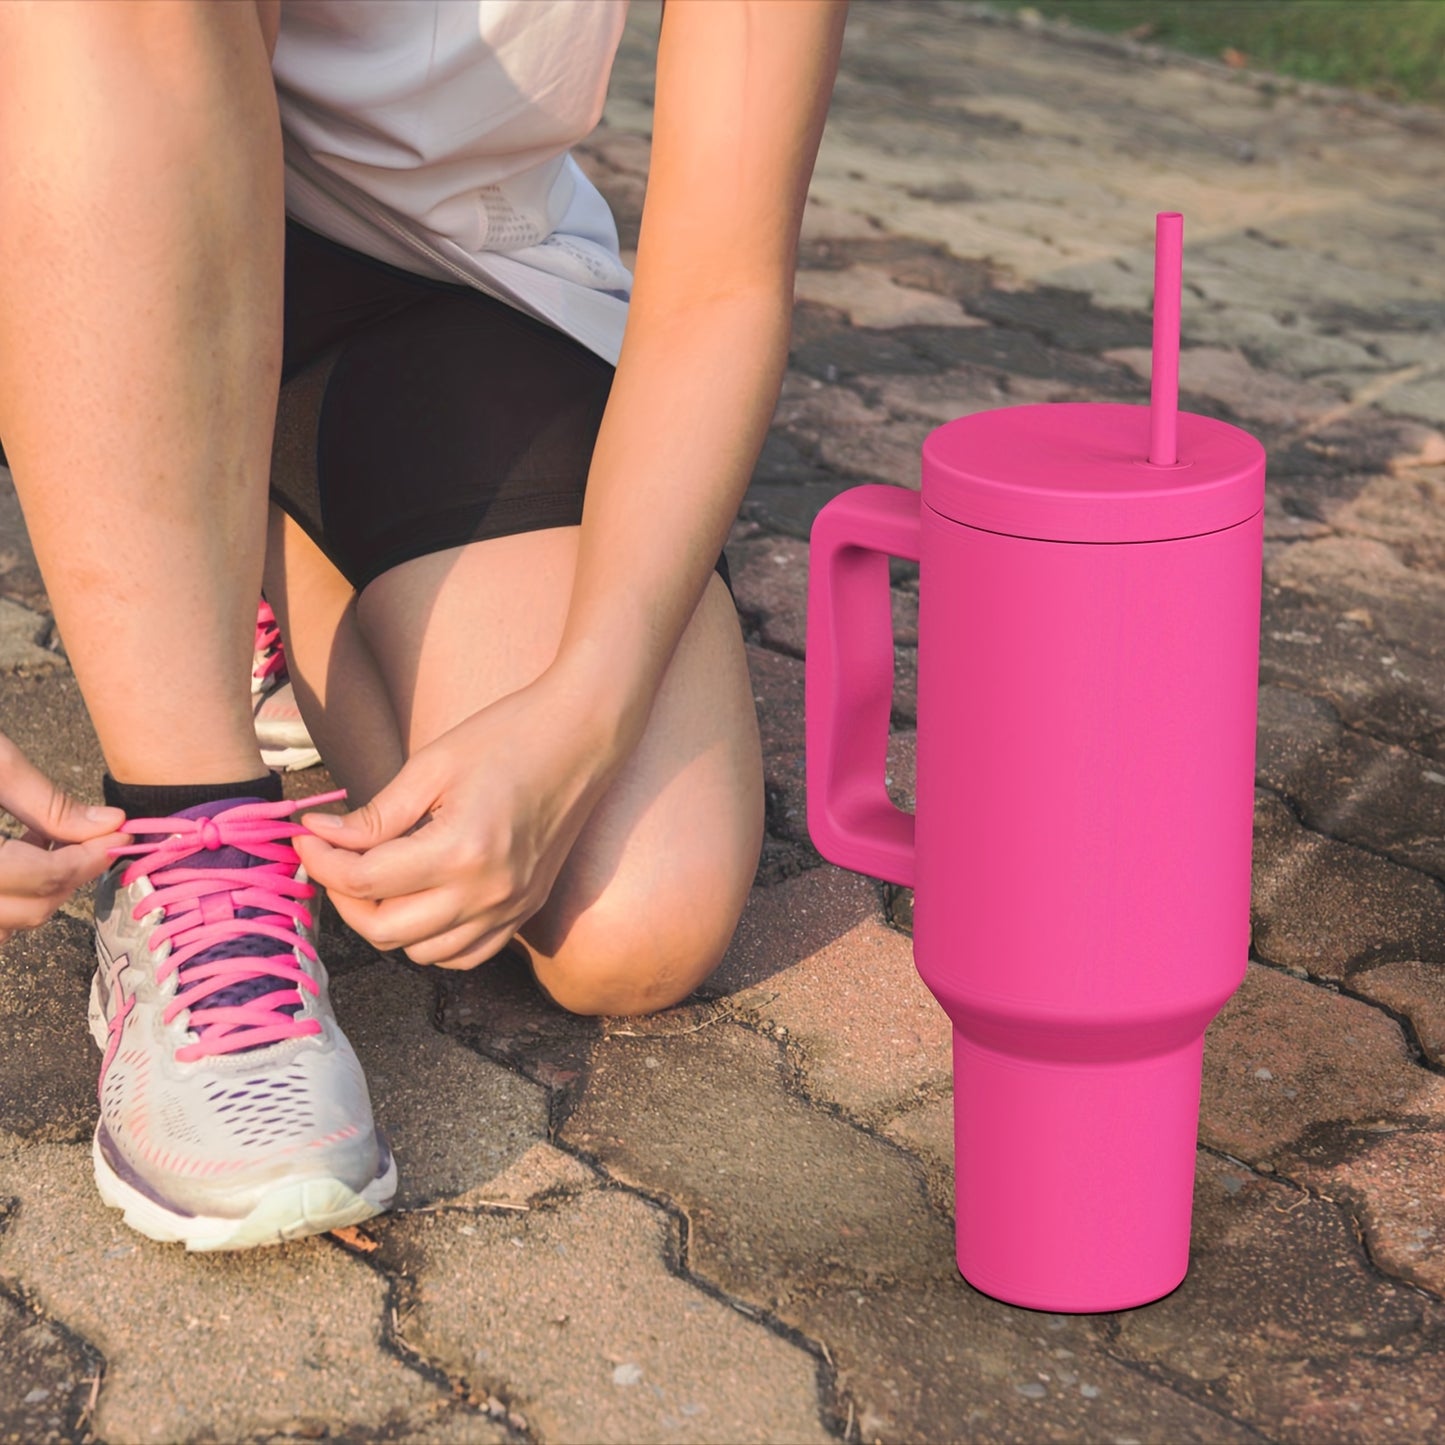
[553,0,850,755]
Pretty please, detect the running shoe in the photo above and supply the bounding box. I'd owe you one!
[89,793,396,1250]
[253,599,322,772]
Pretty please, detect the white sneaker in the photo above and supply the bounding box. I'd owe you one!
[90,793,396,1250]
[253,599,322,772]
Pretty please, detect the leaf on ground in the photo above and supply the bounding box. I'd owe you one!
[328,1224,380,1253]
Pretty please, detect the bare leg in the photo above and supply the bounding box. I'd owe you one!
[0,0,283,785]
[263,507,406,808]
[267,510,764,1017]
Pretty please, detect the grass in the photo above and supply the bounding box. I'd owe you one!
[987,1,1445,106]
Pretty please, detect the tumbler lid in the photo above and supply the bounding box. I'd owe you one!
[921,403,1264,543]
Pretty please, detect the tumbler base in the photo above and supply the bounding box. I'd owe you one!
[953,1028,1205,1313]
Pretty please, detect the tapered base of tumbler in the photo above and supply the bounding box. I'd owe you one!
[953,1028,1204,1313]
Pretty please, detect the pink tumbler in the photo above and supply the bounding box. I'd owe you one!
[805,215,1265,1312]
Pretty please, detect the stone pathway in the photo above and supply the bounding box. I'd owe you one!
[3,2,1445,1440]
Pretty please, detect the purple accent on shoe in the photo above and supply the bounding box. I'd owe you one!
[97,1123,197,1218]
[137,798,307,1047]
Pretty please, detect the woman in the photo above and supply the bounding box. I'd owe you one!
[0,0,847,1249]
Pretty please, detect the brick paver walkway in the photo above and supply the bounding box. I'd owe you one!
[3,3,1444,1441]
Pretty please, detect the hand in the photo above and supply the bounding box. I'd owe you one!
[295,671,627,970]
[0,732,129,942]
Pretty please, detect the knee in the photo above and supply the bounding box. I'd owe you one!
[523,872,751,1018]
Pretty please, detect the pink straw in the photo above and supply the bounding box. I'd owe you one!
[1149,212,1183,466]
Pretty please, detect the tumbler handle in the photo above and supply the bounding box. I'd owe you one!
[806,485,921,888]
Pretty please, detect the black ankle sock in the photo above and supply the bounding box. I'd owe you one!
[102,771,284,819]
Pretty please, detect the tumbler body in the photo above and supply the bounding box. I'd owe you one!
[913,500,1263,1311]
[805,402,1265,1313]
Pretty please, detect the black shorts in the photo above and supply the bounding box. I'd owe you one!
[276,218,733,598]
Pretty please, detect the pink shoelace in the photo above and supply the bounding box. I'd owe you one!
[253,598,286,685]
[108,791,346,1062]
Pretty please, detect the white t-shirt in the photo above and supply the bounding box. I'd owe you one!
[272,0,634,365]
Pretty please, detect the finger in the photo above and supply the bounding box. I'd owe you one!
[0,834,126,899]
[0,836,77,899]
[318,886,389,947]
[0,741,125,843]
[335,885,475,955]
[323,885,465,961]
[300,763,441,854]
[53,834,131,888]
[296,822,476,903]
[0,890,67,933]
[404,916,522,969]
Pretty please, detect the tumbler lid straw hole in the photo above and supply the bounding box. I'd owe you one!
[1148,211,1183,468]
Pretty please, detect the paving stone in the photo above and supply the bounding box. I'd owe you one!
[721,881,950,1126]
[0,1143,491,1444]
[560,1023,956,1302]
[1262,487,1336,546]
[860,361,1023,425]
[1367,369,1445,427]
[797,195,893,247]
[789,319,939,389]
[1329,460,1445,577]
[0,599,58,675]
[1389,424,1445,473]
[0,671,106,807]
[331,961,550,1211]
[1254,683,1445,873]
[1259,582,1445,754]
[728,534,919,663]
[800,1274,1259,1445]
[747,644,809,847]
[742,478,872,544]
[0,917,98,1148]
[0,1278,97,1445]
[1200,963,1445,1166]
[967,284,1152,355]
[810,410,934,491]
[709,865,885,998]
[1267,409,1434,491]
[384,1189,833,1445]
[749,426,836,490]
[1254,683,1345,790]
[1289,1126,1445,1300]
[793,264,981,330]
[442,1140,598,1212]
[891,651,917,728]
[1267,531,1445,653]
[795,235,995,306]
[1250,791,1445,979]
[433,943,602,1097]
[745,633,915,867]
[1106,345,1341,429]
[881,1093,954,1221]
[727,536,810,658]
[753,831,826,889]
[1350,960,1445,1066]
[0,466,47,614]
[897,325,1139,397]
[1112,1153,1438,1441]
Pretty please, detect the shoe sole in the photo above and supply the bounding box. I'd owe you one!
[259,742,323,772]
[91,1129,396,1251]
[88,974,397,1251]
